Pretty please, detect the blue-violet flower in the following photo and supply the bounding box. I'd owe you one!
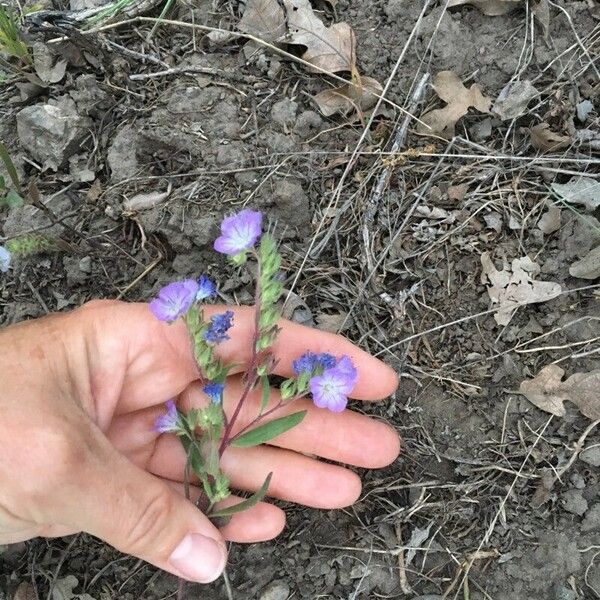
[196,274,217,301]
[214,209,262,255]
[150,279,199,322]
[204,310,234,344]
[154,400,180,433]
[293,351,336,375]
[309,355,358,413]
[203,382,225,403]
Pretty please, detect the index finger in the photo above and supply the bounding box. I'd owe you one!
[112,302,397,412]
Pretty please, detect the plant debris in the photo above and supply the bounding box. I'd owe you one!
[551,176,600,212]
[448,0,523,16]
[313,76,382,116]
[528,122,571,152]
[492,79,538,120]
[238,0,286,42]
[520,365,600,420]
[480,253,562,325]
[281,0,355,74]
[418,71,491,138]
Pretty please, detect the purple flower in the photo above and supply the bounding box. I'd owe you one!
[293,351,337,375]
[203,382,225,403]
[154,400,180,433]
[150,280,199,322]
[0,245,11,273]
[196,274,216,301]
[214,209,262,255]
[203,310,234,344]
[309,355,358,413]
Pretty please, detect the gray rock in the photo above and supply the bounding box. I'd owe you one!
[78,256,92,273]
[413,596,444,600]
[561,489,588,516]
[17,97,91,171]
[580,446,600,467]
[582,503,600,532]
[215,142,246,167]
[107,125,140,182]
[259,580,290,600]
[554,585,578,600]
[270,179,310,232]
[271,99,298,129]
[70,0,108,8]
[293,110,323,138]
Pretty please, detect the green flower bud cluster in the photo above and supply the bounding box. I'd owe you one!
[279,369,311,401]
[185,306,229,381]
[256,234,282,352]
[6,235,55,256]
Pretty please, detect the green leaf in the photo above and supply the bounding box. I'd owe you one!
[259,375,270,414]
[4,189,23,208]
[231,411,307,448]
[180,436,206,479]
[0,175,5,190]
[209,473,272,518]
[0,140,21,192]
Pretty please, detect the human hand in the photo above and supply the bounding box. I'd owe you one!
[0,300,399,583]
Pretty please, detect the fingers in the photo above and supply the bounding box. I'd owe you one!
[93,302,398,414]
[62,431,228,584]
[165,482,286,543]
[150,434,363,509]
[181,378,401,469]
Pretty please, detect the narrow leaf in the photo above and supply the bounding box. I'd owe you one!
[231,411,307,448]
[259,374,270,414]
[0,140,21,192]
[180,436,206,479]
[209,473,272,518]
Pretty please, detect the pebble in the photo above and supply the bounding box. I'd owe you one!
[580,447,600,467]
[259,580,290,600]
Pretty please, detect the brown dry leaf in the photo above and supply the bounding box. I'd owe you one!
[519,365,567,417]
[529,122,571,152]
[314,75,382,116]
[537,205,561,234]
[14,582,37,600]
[281,0,355,73]
[316,311,352,332]
[519,366,600,421]
[480,253,562,326]
[238,0,286,42]
[417,71,491,138]
[448,0,523,16]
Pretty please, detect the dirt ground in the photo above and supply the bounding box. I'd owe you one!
[1,0,600,598]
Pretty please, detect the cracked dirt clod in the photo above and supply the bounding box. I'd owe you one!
[16,98,91,171]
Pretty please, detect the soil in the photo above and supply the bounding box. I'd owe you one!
[1,0,600,599]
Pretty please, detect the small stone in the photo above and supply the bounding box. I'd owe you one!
[78,256,92,273]
[561,489,588,516]
[259,580,290,600]
[293,110,323,138]
[267,179,310,231]
[270,99,299,129]
[580,447,600,467]
[582,503,600,533]
[107,125,140,182]
[17,97,91,171]
[569,246,600,280]
[554,584,578,600]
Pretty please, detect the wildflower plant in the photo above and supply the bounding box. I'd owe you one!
[149,209,358,518]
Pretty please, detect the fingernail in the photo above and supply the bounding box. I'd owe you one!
[169,534,226,583]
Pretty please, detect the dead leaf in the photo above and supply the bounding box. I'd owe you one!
[532,0,550,39]
[447,183,468,201]
[529,122,571,152]
[281,0,355,73]
[569,246,600,280]
[313,75,382,116]
[316,311,352,332]
[492,80,538,120]
[480,253,562,326]
[551,176,600,212]
[14,582,36,600]
[123,186,172,213]
[238,0,286,41]
[448,0,522,15]
[519,366,600,421]
[417,71,491,138]
[537,205,561,234]
[519,364,567,417]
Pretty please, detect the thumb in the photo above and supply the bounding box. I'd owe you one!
[70,438,227,583]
